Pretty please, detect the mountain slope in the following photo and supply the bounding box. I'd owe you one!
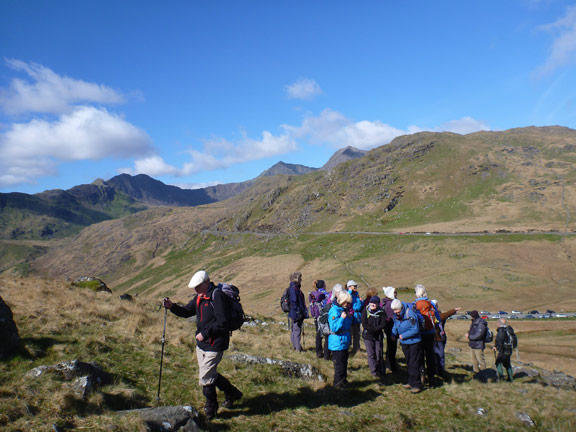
[321,145,367,170]
[259,161,318,177]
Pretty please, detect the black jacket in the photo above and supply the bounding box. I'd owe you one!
[169,282,230,352]
[468,317,487,349]
[361,305,386,341]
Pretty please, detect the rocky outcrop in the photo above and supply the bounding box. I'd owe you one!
[0,296,20,359]
[72,277,112,293]
[26,360,113,399]
[227,353,324,381]
[119,405,201,432]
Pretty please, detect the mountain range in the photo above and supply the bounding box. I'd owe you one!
[0,147,366,240]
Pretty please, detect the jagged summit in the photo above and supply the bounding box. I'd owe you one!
[321,146,367,170]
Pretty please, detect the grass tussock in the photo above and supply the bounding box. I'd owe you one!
[1,275,576,431]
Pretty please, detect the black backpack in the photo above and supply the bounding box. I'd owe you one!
[215,283,246,332]
[280,287,290,313]
[502,326,518,351]
[484,326,494,343]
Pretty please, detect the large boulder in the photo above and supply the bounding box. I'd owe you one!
[0,296,20,359]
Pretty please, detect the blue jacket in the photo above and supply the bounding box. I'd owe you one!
[288,282,308,321]
[328,303,352,351]
[349,289,363,324]
[392,302,422,345]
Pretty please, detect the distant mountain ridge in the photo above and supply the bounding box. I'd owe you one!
[0,146,366,239]
[321,146,367,170]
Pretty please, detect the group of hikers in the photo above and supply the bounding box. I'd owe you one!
[162,269,518,420]
[285,272,518,393]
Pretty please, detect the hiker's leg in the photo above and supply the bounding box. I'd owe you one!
[503,354,513,381]
[403,342,422,390]
[375,337,385,377]
[315,320,323,357]
[291,319,303,351]
[478,349,486,370]
[323,335,330,360]
[196,346,224,387]
[385,329,398,372]
[350,322,360,355]
[422,334,436,382]
[215,373,243,408]
[433,340,445,376]
[364,338,377,375]
[495,355,505,380]
[470,348,480,373]
[332,350,347,386]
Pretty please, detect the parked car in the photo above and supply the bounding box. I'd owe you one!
[538,314,549,319]
[524,314,535,319]
[498,311,508,315]
[546,310,555,314]
[511,310,522,314]
[490,315,500,319]
[529,310,539,314]
[480,311,490,315]
[555,313,568,318]
[456,315,468,320]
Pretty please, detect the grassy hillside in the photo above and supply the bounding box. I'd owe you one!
[1,276,575,431]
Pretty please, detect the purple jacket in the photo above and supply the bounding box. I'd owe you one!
[381,297,395,333]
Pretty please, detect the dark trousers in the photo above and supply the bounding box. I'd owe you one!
[315,319,330,358]
[290,318,303,351]
[402,342,423,389]
[495,352,512,369]
[421,333,436,381]
[332,349,349,386]
[385,329,398,372]
[364,337,384,376]
[350,322,361,354]
[433,340,446,375]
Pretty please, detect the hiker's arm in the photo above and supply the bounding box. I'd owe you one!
[440,308,457,321]
[169,298,197,318]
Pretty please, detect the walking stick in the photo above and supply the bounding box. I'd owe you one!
[157,306,168,402]
[515,347,520,362]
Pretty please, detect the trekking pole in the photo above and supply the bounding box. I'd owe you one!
[157,306,168,402]
[515,347,520,362]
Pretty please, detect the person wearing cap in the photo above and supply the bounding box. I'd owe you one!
[346,280,363,356]
[382,286,398,372]
[465,310,488,373]
[391,298,423,393]
[162,270,242,420]
[361,295,386,377]
[430,299,460,380]
[287,271,308,352]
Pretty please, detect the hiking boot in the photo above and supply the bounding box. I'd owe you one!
[410,387,422,394]
[222,388,243,409]
[202,385,218,420]
[402,384,412,389]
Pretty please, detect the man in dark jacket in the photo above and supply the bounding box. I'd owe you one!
[493,318,516,382]
[465,310,487,373]
[163,270,242,419]
[288,271,308,351]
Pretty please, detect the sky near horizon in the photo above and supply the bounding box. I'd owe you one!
[1,0,576,194]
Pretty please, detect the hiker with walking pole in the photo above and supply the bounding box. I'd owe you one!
[162,270,242,420]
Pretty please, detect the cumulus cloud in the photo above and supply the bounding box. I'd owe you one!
[122,130,297,177]
[285,78,323,100]
[0,106,152,187]
[284,109,408,149]
[534,5,576,77]
[434,117,490,134]
[0,59,125,115]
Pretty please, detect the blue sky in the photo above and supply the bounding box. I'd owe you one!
[1,0,576,193]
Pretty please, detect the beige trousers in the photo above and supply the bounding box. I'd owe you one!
[470,348,486,372]
[196,346,223,386]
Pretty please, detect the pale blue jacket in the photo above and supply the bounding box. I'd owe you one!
[391,302,422,345]
[328,303,352,351]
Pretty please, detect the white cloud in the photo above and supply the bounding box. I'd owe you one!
[284,108,408,149]
[534,5,576,77]
[434,117,490,134]
[0,59,125,115]
[0,106,152,187]
[285,78,323,100]
[120,109,489,182]
[123,130,298,177]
